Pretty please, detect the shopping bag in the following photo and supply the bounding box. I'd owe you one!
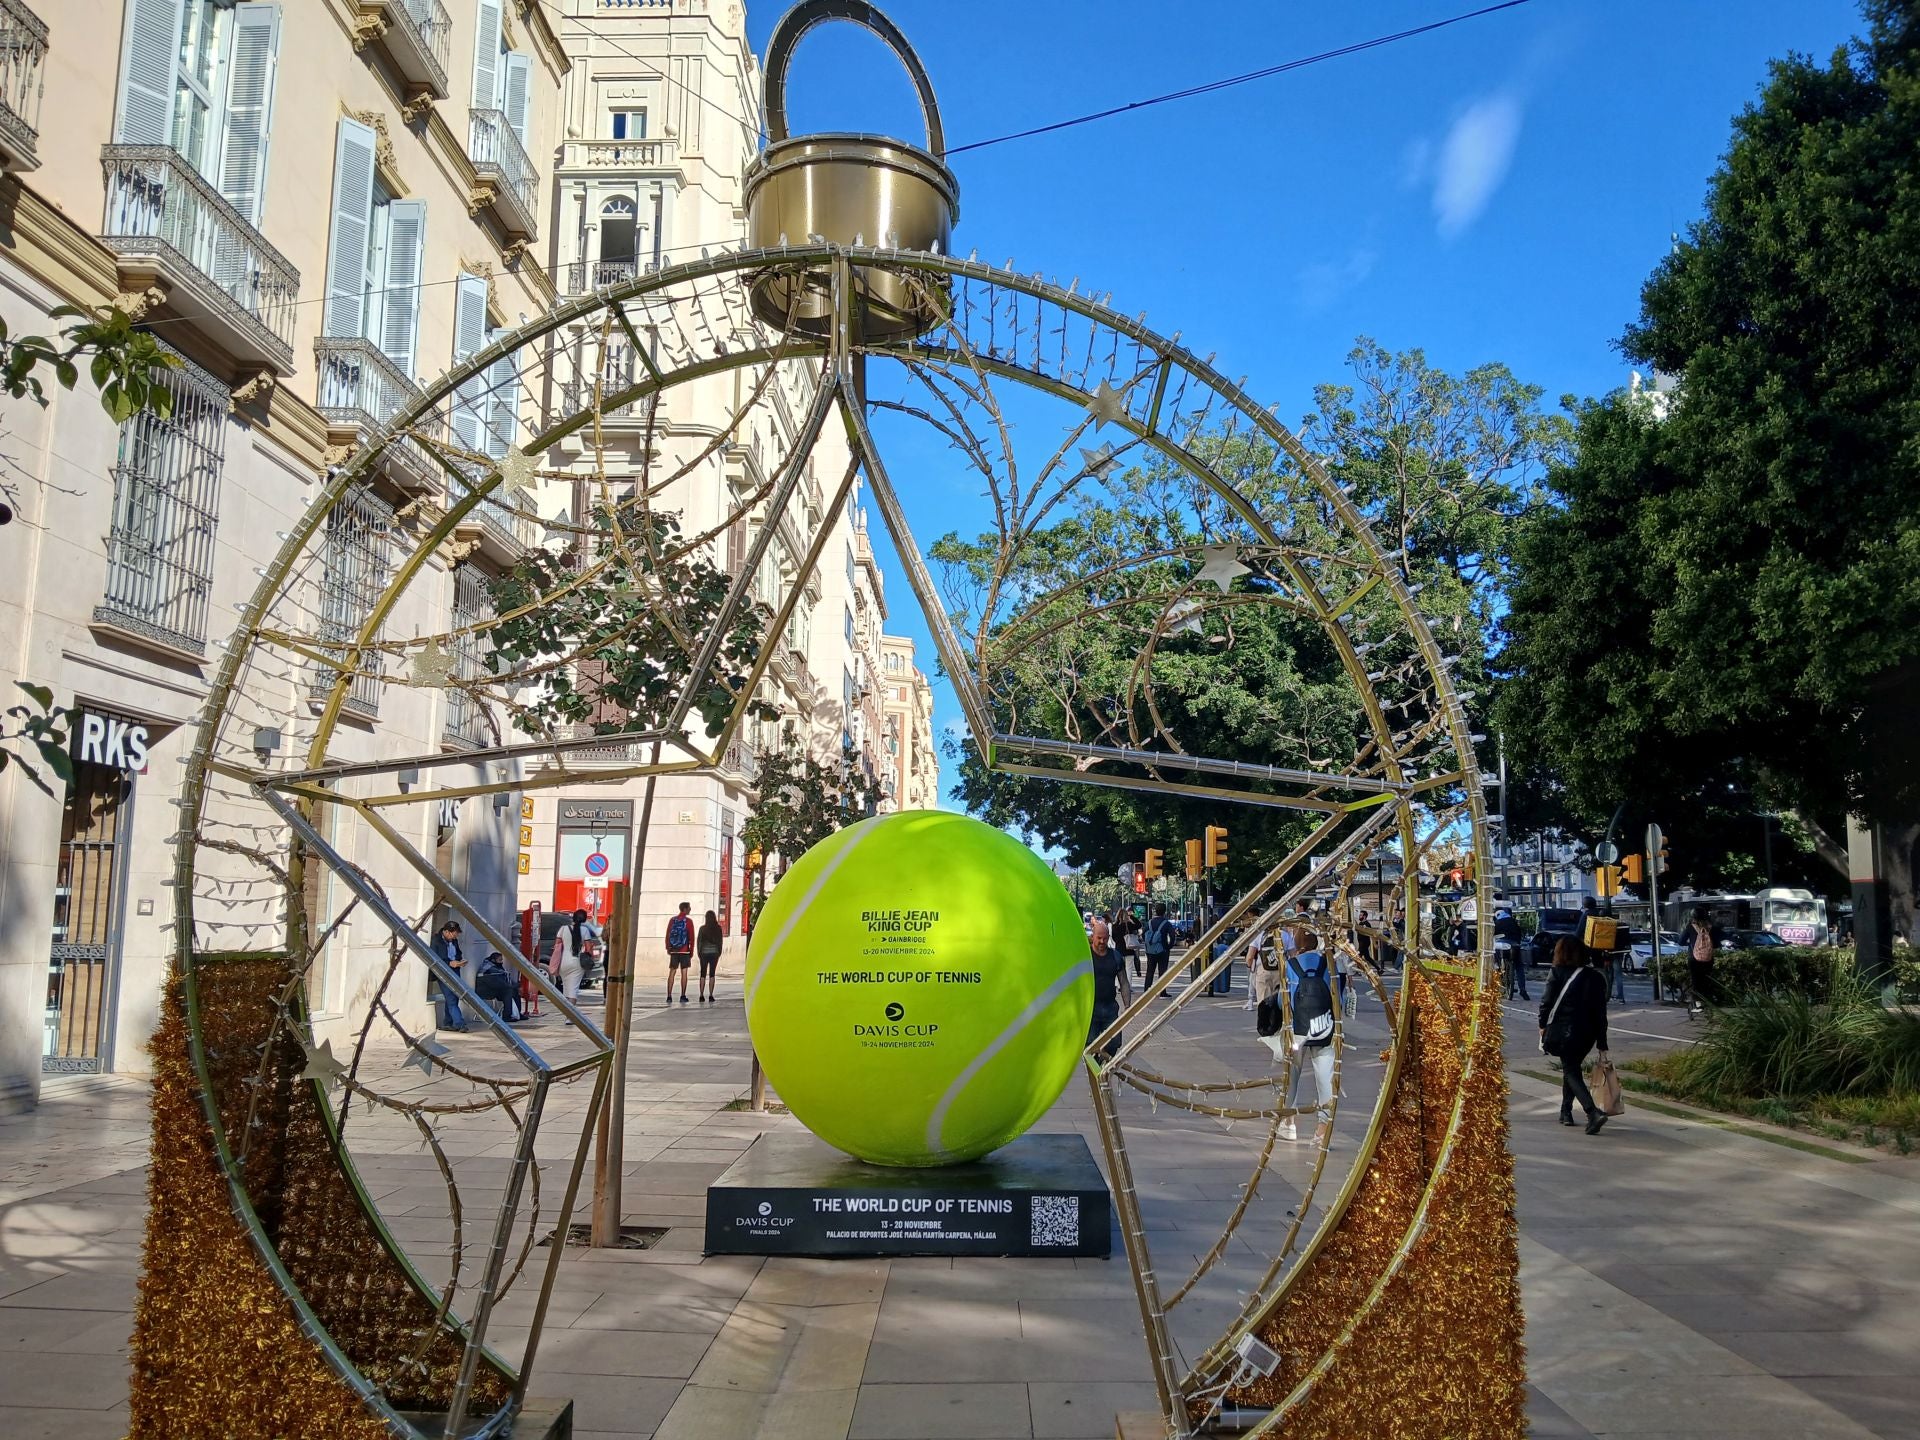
[1587,1055,1626,1116]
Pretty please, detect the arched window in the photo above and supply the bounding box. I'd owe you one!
[599,197,638,266]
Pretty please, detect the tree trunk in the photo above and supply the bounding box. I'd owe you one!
[1788,808,1852,881]
[1883,821,1920,945]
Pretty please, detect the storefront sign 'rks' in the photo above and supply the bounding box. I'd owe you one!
[75,714,150,772]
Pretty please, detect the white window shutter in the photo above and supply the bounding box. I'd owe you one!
[451,274,491,452]
[381,201,427,379]
[503,51,531,144]
[114,0,183,145]
[216,3,281,226]
[323,119,379,340]
[471,0,502,112]
[483,340,519,459]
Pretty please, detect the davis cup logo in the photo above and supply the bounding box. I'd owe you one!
[885,1002,905,1021]
[758,1202,773,1217]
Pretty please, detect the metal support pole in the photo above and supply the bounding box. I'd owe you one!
[1647,822,1664,1005]
[592,771,657,1245]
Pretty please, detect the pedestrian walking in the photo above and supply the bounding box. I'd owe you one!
[1087,917,1132,1061]
[1142,902,1176,990]
[1280,929,1337,1143]
[665,902,695,1005]
[1679,906,1720,1016]
[1538,937,1611,1134]
[549,909,590,1002]
[1112,907,1141,981]
[1354,909,1374,971]
[433,920,469,1032]
[1242,925,1266,1009]
[695,909,724,1003]
[1496,905,1529,999]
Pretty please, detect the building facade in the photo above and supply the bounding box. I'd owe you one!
[0,0,569,1104]
[519,0,939,955]
[880,634,937,812]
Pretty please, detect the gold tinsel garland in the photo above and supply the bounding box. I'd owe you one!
[1216,973,1526,1438]
[130,956,513,1437]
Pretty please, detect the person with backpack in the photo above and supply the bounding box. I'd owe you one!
[549,909,591,1002]
[695,909,725,1003]
[1278,929,1337,1143]
[1141,902,1176,990]
[1538,937,1612,1134]
[665,902,696,1005]
[1679,907,1721,1016]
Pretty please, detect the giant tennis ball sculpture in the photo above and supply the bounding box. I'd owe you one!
[744,810,1091,1167]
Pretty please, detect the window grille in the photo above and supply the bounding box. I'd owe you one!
[443,565,493,748]
[94,343,227,654]
[310,483,393,717]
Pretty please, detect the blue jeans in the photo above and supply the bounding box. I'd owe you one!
[442,979,467,1030]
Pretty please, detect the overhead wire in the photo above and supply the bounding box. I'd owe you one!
[946,0,1536,155]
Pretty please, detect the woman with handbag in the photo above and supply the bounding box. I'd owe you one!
[1537,937,1612,1134]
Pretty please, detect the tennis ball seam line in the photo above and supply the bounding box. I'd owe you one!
[923,957,1095,1161]
[742,825,873,1019]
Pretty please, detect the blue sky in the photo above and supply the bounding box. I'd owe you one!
[750,0,1868,806]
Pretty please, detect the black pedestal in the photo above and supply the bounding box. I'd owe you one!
[705,1132,1112,1258]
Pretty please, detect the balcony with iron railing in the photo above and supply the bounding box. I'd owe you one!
[468,108,538,240]
[315,336,442,494]
[100,146,299,373]
[0,0,47,173]
[555,135,678,173]
[356,0,451,99]
[562,258,639,294]
[449,468,537,568]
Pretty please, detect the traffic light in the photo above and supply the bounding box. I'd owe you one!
[1133,868,1148,895]
[1204,825,1228,869]
[1143,848,1164,881]
[1623,853,1645,886]
[1185,838,1203,881]
[1596,864,1621,898]
[1655,837,1670,875]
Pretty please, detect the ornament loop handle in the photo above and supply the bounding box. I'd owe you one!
[762,0,946,159]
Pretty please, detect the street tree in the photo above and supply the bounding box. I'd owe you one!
[1497,0,1920,933]
[940,342,1569,888]
[740,728,880,879]
[486,508,775,741]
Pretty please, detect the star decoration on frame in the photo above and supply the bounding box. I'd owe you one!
[1164,598,1206,636]
[404,1037,452,1078]
[409,638,458,688]
[1079,443,1122,480]
[1195,543,1251,593]
[1085,379,1128,430]
[494,445,540,499]
[298,1037,348,1089]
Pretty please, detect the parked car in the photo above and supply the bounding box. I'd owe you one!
[1625,930,1683,974]
[1527,908,1586,968]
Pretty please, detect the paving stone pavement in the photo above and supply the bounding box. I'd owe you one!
[0,963,1915,1439]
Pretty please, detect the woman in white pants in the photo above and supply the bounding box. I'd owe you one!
[549,909,588,1001]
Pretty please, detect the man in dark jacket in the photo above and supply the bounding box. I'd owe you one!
[1537,938,1611,1134]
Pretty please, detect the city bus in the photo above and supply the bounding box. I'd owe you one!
[1661,887,1830,946]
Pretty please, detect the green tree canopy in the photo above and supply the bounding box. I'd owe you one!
[1496,0,1920,927]
[941,342,1568,888]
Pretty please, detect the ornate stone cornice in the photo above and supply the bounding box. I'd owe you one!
[346,108,408,196]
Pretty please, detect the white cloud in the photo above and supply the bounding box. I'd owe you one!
[1297,247,1378,311]
[1432,95,1523,238]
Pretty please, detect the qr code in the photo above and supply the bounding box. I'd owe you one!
[1030,1194,1079,1247]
